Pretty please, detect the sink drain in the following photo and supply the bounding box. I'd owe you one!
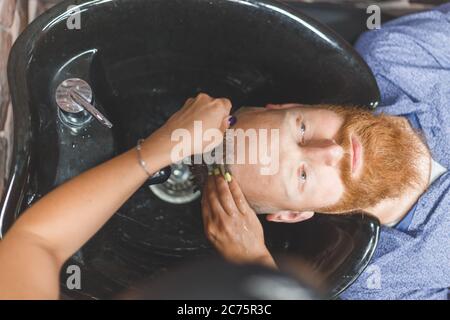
[149,163,201,204]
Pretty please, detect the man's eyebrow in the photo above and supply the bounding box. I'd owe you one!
[296,110,305,128]
[288,110,299,139]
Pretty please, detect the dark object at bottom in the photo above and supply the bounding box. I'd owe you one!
[123,258,321,300]
[263,212,380,298]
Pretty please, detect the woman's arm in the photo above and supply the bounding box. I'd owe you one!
[0,136,169,299]
[0,93,231,299]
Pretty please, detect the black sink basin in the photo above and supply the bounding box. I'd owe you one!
[4,0,380,299]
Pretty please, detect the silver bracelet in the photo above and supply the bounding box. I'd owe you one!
[136,139,152,177]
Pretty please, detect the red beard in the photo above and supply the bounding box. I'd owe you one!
[318,105,424,213]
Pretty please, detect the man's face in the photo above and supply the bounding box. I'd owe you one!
[227,103,421,219]
[228,104,351,213]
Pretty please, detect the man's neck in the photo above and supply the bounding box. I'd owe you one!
[365,185,426,225]
[364,120,432,225]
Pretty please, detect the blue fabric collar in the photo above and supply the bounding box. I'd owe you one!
[394,202,418,232]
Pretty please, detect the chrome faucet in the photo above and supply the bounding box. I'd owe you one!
[56,78,113,128]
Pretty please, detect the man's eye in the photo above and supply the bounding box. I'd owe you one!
[300,170,307,183]
[300,123,306,143]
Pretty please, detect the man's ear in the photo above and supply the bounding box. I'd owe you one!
[266,211,315,223]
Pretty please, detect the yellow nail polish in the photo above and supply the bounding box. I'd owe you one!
[224,172,232,183]
[213,168,220,176]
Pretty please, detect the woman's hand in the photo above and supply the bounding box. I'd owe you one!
[201,171,276,268]
[155,93,232,159]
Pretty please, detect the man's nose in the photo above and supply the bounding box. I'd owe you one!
[302,139,344,167]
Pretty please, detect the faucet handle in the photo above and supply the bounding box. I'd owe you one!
[70,89,113,129]
[56,78,113,129]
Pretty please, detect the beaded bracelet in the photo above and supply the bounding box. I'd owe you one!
[136,139,152,177]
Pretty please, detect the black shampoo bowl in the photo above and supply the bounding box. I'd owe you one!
[5,0,380,299]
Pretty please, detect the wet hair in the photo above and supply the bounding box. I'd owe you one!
[189,160,209,190]
[189,136,231,190]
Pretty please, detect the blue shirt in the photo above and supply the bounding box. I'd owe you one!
[341,3,450,300]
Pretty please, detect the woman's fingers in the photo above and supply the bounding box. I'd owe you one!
[201,186,212,223]
[228,176,253,216]
[182,97,196,110]
[213,174,239,216]
[220,116,231,133]
[201,190,216,238]
[205,175,228,220]
[216,97,232,113]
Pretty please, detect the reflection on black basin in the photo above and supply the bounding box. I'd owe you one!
[5,0,380,299]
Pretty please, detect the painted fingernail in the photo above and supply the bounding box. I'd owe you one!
[213,168,220,176]
[224,172,232,183]
[228,116,237,126]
